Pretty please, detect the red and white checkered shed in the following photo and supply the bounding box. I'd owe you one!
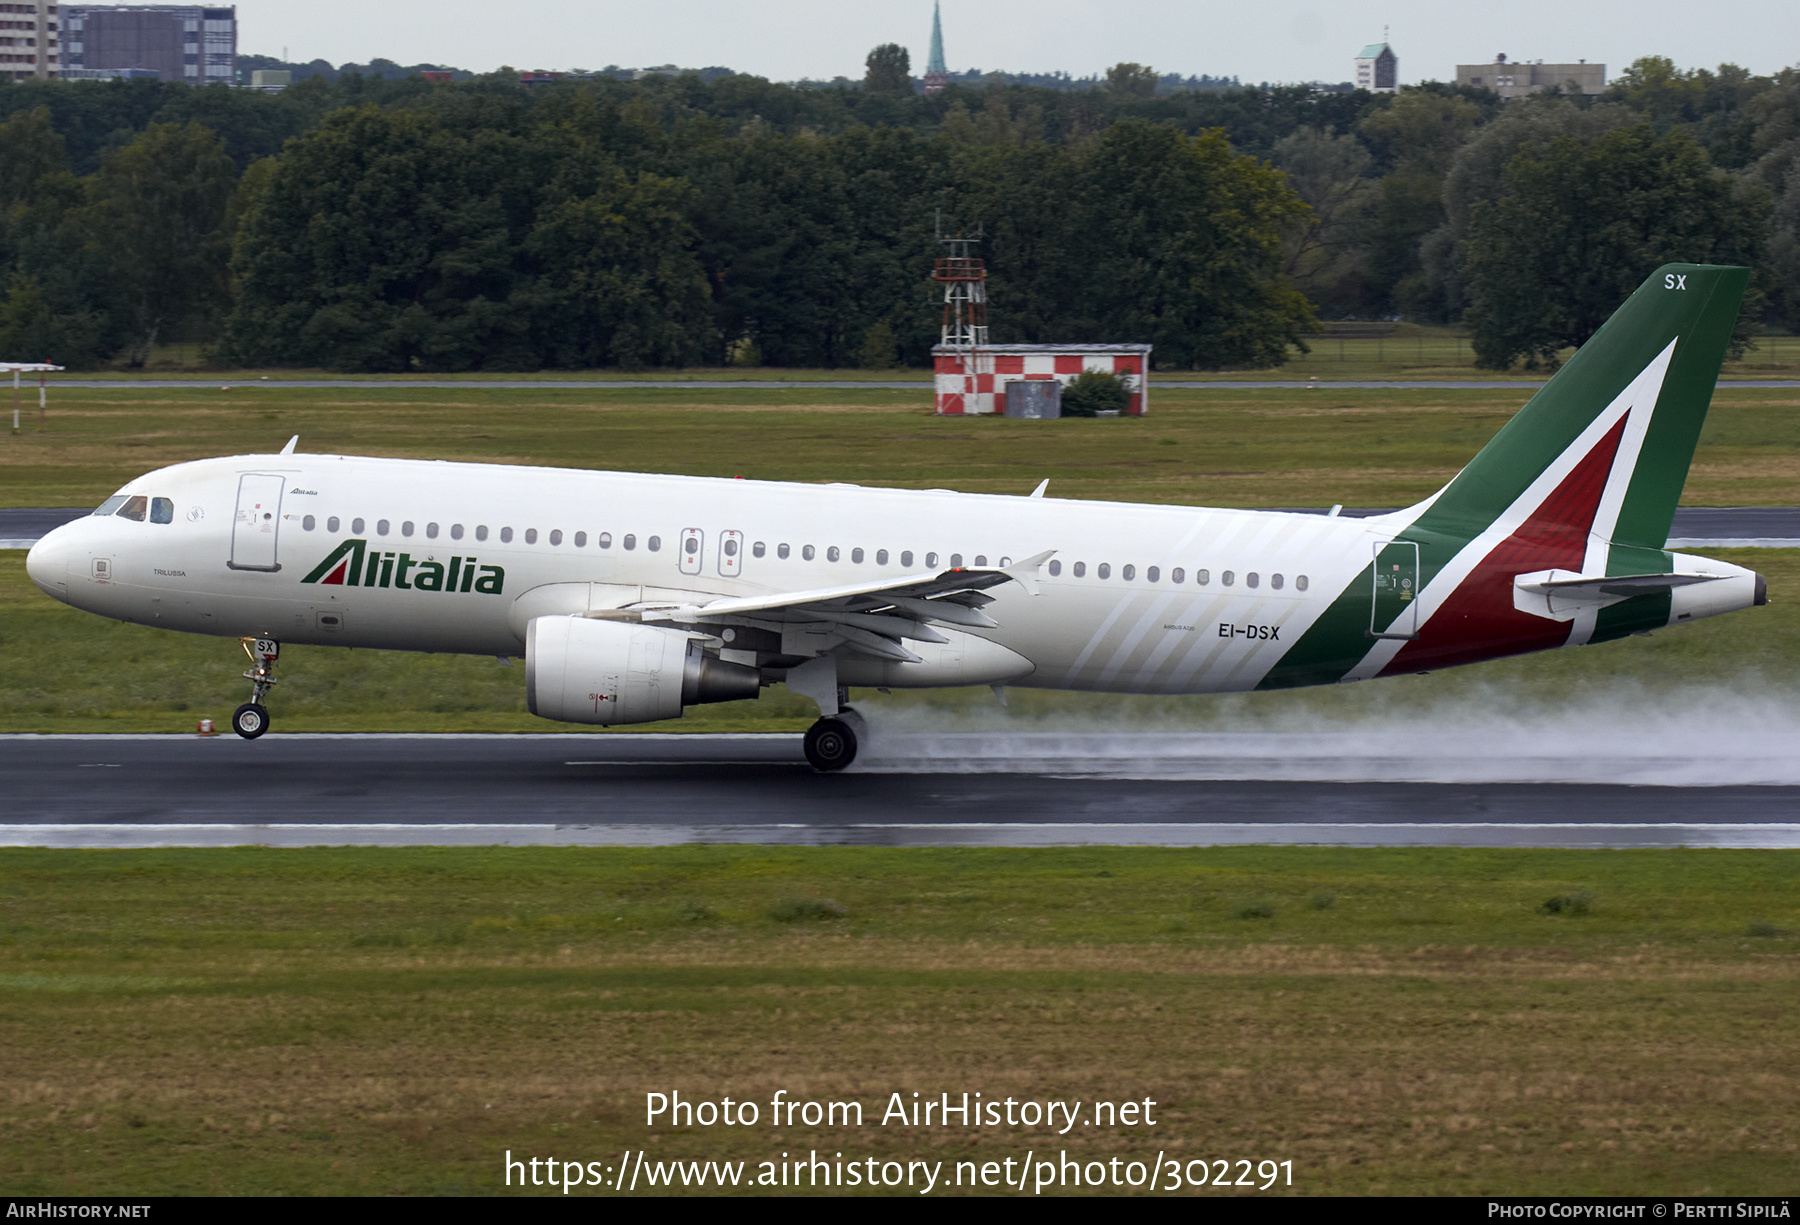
[931,344,1152,415]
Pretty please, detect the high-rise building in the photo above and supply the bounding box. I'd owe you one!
[923,0,947,96]
[0,2,59,82]
[60,4,234,83]
[1456,55,1605,100]
[1354,41,1397,93]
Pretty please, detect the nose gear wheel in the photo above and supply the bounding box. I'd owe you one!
[232,702,269,739]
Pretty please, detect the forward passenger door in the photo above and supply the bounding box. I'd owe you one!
[228,473,285,572]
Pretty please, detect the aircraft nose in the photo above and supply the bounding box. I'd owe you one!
[25,524,73,603]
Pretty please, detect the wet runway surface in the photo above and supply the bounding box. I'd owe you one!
[3,733,1795,848]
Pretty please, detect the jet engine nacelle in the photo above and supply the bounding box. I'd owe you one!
[526,616,759,726]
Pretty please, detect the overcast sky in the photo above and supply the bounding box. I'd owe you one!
[235,0,1798,85]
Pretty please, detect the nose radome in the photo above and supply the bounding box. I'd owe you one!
[25,525,73,602]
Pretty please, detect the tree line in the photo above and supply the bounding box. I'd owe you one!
[0,57,1793,372]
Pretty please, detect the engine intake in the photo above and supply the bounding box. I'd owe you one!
[526,616,759,726]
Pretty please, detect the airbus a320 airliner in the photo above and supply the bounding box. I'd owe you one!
[26,264,1766,769]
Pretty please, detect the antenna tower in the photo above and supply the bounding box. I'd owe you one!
[933,213,988,411]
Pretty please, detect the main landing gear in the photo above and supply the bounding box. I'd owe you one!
[803,688,864,772]
[232,637,279,740]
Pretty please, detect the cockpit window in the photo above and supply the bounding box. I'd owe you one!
[150,497,174,524]
[93,495,128,517]
[116,496,148,522]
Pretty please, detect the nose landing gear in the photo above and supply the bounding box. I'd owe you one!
[802,686,864,772]
[232,637,279,740]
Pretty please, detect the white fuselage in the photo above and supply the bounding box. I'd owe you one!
[24,452,1758,698]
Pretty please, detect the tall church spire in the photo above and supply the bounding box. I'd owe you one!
[924,1,948,94]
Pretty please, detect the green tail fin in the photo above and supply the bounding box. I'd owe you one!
[1412,263,1749,551]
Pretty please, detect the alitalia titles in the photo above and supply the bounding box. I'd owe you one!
[301,538,505,594]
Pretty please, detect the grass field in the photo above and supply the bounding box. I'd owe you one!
[59,327,1800,381]
[3,381,1797,1199]
[4,381,1800,511]
[0,846,1794,1196]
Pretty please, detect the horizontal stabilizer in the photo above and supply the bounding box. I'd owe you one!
[1514,568,1724,622]
[1517,571,1723,596]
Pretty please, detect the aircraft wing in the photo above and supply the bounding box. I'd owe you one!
[633,550,1055,663]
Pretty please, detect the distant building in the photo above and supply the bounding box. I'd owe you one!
[247,66,285,91]
[1354,42,1397,93]
[922,0,947,96]
[1457,54,1604,99]
[1,2,59,82]
[60,4,235,84]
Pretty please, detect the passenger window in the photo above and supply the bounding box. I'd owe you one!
[999,556,1011,566]
[377,519,391,536]
[117,496,148,522]
[1048,560,1062,576]
[753,542,766,558]
[901,550,914,567]
[474,525,487,541]
[1098,563,1111,579]
[777,543,790,559]
[302,514,316,531]
[1122,564,1136,581]
[950,554,963,568]
[328,516,341,533]
[402,521,415,537]
[524,529,537,544]
[353,518,366,534]
[574,531,586,547]
[875,549,887,565]
[151,497,174,524]
[648,536,661,551]
[1146,566,1159,583]
[802,545,816,561]
[1197,569,1210,585]
[925,552,938,567]
[1296,575,1309,592]
[1222,570,1235,587]
[827,546,840,562]
[426,522,439,539]
[1247,572,1259,589]
[973,555,987,567]
[723,538,739,557]
[451,524,464,540]
[684,535,699,555]
[623,534,637,550]
[1171,567,1184,584]
[598,532,611,548]
[852,547,864,564]
[92,495,128,516]
[549,530,563,546]
[499,527,512,543]
[1073,561,1086,577]
[1271,573,1284,590]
